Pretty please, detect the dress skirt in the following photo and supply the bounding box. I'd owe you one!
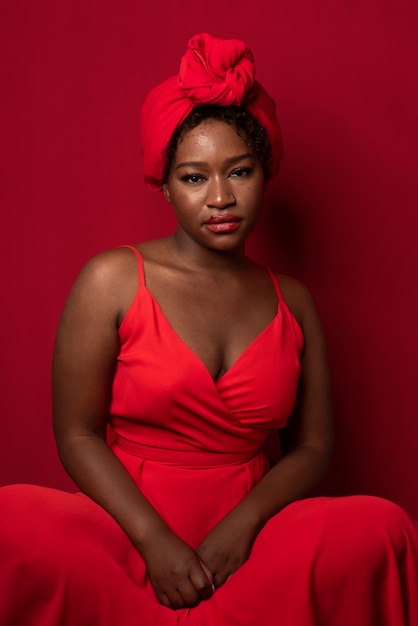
[1,442,417,626]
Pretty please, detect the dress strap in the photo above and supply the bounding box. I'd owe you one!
[266,267,283,302]
[118,245,145,288]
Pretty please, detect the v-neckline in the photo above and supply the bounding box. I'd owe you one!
[142,282,281,386]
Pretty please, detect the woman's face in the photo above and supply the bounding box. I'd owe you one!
[163,119,265,253]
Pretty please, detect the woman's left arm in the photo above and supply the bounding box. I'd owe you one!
[197,278,333,588]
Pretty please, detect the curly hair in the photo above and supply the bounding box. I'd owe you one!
[162,105,273,184]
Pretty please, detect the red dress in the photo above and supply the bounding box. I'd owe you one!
[1,246,417,626]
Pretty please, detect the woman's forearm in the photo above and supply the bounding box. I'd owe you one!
[56,433,171,551]
[231,443,331,530]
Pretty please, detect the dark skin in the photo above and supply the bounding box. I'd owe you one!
[53,120,332,610]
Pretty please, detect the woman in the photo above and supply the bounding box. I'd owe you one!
[1,33,417,626]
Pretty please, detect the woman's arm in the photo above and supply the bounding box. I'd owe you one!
[197,278,333,588]
[52,249,213,609]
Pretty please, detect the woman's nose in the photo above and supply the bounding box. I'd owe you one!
[206,178,236,209]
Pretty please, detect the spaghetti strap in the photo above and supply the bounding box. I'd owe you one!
[266,267,283,301]
[266,267,303,340]
[118,245,145,288]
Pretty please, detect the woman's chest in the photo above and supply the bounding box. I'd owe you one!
[146,276,278,382]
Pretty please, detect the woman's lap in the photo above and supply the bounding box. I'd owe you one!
[1,486,417,626]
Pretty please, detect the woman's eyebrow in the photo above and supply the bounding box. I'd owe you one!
[175,153,256,170]
[227,153,256,164]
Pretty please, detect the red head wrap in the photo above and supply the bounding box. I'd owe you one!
[140,33,283,191]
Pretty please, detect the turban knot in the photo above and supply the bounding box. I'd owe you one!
[179,34,256,106]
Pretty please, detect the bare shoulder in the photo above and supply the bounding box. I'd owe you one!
[62,246,141,326]
[275,274,320,332]
[76,246,138,287]
[275,274,330,391]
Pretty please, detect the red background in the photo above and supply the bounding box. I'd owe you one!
[1,2,417,518]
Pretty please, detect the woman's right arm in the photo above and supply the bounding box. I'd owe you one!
[52,249,213,609]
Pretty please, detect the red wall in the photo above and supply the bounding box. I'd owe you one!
[1,2,417,517]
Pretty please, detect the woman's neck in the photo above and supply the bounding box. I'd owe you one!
[168,232,249,274]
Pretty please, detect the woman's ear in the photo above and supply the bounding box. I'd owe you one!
[162,183,171,203]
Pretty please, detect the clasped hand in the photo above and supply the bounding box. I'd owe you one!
[142,515,258,610]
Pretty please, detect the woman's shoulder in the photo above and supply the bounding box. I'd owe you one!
[71,238,170,312]
[77,237,169,284]
[273,273,320,334]
[60,244,150,331]
[75,246,139,290]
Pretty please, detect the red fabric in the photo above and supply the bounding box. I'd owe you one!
[1,246,418,625]
[1,486,418,626]
[140,33,283,190]
[179,34,256,105]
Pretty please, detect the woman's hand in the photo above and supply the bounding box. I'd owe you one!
[197,511,260,589]
[141,529,214,609]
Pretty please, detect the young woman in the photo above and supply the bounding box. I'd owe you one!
[1,33,417,626]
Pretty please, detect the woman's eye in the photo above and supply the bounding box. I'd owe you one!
[230,167,252,178]
[181,174,205,184]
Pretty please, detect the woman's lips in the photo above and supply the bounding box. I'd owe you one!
[203,214,242,233]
